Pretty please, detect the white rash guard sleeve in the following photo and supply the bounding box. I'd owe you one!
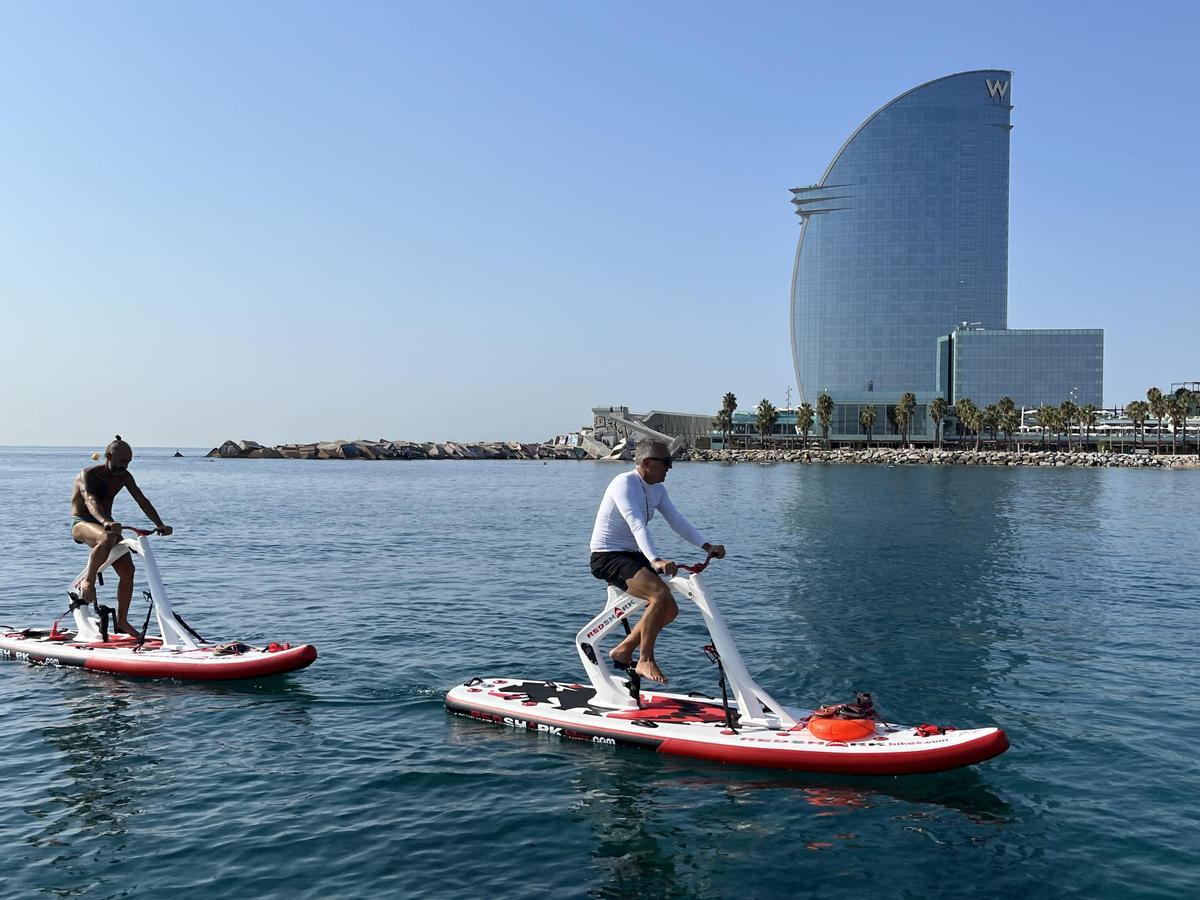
[656,491,706,548]
[589,470,707,560]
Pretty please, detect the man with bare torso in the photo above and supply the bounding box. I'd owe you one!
[70,436,172,637]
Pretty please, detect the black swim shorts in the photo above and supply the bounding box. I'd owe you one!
[71,512,101,542]
[590,551,654,591]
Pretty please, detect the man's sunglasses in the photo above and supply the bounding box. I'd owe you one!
[649,457,673,469]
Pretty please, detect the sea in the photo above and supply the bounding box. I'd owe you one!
[0,447,1197,899]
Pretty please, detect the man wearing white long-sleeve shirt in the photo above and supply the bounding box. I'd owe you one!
[588,440,726,685]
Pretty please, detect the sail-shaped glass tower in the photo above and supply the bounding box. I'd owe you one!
[790,70,1103,418]
[790,71,1014,403]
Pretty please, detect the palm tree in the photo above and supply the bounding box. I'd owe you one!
[859,404,876,446]
[1079,404,1098,451]
[997,396,1017,449]
[797,402,814,449]
[817,393,834,448]
[1166,394,1186,454]
[1191,390,1200,455]
[892,403,909,447]
[968,405,985,451]
[983,404,1000,449]
[713,408,733,449]
[1127,400,1149,448]
[1175,388,1193,455]
[954,398,979,450]
[1041,406,1062,450]
[1052,407,1067,450]
[1148,387,1166,452]
[755,398,779,448]
[1059,400,1078,452]
[717,393,738,448]
[1033,405,1053,448]
[1001,408,1021,450]
[930,397,947,449]
[897,392,917,446]
[1185,388,1195,453]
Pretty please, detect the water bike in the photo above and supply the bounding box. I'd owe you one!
[446,556,1008,775]
[0,525,317,680]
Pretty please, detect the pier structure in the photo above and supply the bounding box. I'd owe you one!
[587,406,715,458]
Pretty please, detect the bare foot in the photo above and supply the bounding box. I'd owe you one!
[635,659,668,684]
[116,621,141,639]
[609,648,634,669]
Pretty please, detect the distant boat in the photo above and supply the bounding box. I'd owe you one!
[174,451,184,458]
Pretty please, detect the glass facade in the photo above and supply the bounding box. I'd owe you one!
[790,71,1013,403]
[940,329,1104,408]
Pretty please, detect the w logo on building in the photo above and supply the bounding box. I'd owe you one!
[986,79,1009,99]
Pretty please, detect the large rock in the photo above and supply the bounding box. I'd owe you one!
[315,440,361,459]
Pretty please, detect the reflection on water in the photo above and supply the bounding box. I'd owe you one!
[22,681,161,895]
[574,760,684,897]
[565,740,1013,896]
[770,466,1032,720]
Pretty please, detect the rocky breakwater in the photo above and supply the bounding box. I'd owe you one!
[206,439,589,461]
[684,447,1200,469]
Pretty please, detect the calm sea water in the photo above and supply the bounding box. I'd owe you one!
[0,447,1197,899]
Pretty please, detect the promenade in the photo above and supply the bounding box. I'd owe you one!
[685,446,1200,468]
[205,438,1198,468]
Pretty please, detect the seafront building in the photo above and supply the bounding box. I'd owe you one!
[936,327,1104,408]
[576,398,1196,454]
[586,406,716,455]
[789,70,1104,440]
[576,72,1118,453]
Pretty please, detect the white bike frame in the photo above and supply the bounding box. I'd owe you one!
[70,532,202,650]
[575,569,797,729]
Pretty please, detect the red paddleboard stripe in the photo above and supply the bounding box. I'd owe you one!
[80,644,318,680]
[656,729,1009,775]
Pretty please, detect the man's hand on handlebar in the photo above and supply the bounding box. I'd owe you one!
[102,522,173,537]
[653,558,678,577]
[702,543,727,559]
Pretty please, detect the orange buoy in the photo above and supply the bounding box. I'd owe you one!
[806,715,876,742]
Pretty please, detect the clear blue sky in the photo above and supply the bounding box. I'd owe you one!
[2,1,1195,447]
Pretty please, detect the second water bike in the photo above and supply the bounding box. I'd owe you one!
[0,525,317,681]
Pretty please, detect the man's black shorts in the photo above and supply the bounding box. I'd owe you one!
[590,551,654,591]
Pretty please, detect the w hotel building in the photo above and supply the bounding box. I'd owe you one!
[789,71,1102,437]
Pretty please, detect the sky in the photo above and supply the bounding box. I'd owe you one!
[1,1,1196,447]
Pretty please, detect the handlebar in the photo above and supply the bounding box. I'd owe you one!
[105,523,163,537]
[677,552,717,575]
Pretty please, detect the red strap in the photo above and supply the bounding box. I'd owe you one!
[678,552,717,574]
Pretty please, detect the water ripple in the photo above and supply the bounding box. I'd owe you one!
[1,450,1197,897]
